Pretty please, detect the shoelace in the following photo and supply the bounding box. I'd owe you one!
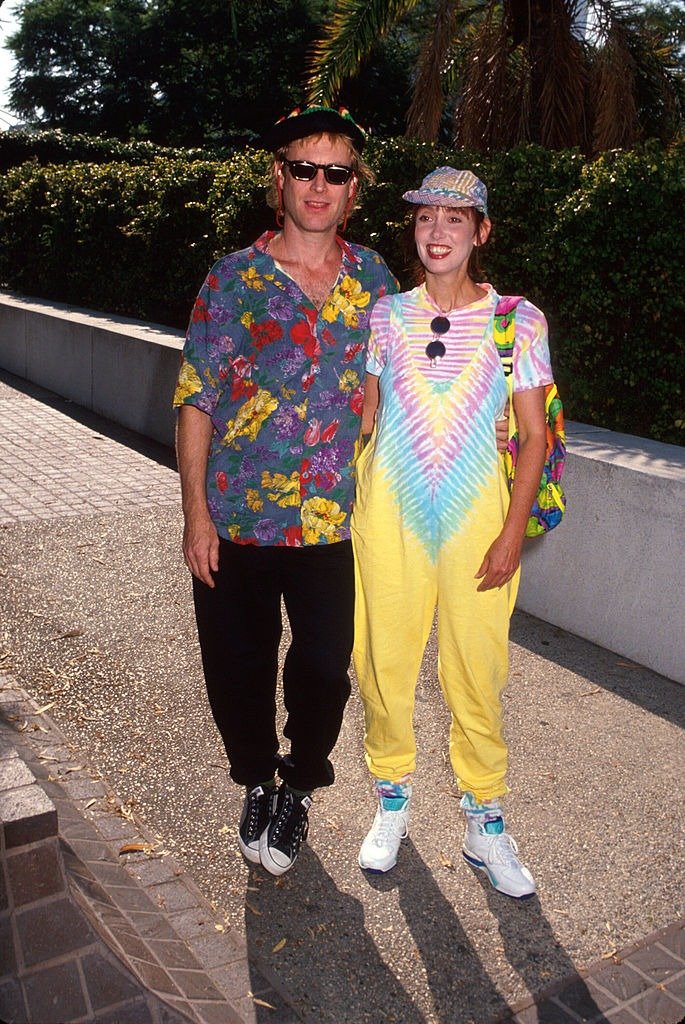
[483,830,521,867]
[272,793,309,844]
[245,789,268,836]
[371,807,408,847]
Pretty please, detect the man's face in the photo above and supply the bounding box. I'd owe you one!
[277,134,356,236]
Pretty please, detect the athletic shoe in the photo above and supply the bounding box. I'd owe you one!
[460,793,535,899]
[259,785,311,876]
[358,780,412,873]
[237,785,273,865]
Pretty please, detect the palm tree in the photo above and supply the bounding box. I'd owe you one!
[306,0,685,153]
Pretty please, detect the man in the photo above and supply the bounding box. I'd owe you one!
[173,106,398,876]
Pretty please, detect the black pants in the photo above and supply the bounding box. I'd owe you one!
[192,538,354,792]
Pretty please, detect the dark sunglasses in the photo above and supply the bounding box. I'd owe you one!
[426,315,450,364]
[282,158,354,186]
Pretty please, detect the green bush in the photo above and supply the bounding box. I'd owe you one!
[0,136,682,443]
[0,128,232,170]
[206,147,273,254]
[0,158,219,324]
[537,142,685,444]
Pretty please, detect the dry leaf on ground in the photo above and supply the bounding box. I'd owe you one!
[118,842,153,856]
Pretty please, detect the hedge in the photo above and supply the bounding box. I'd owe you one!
[0,135,682,444]
[0,128,233,170]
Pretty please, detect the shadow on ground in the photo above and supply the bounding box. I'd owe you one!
[245,845,424,1024]
[511,610,684,729]
[474,871,609,1023]
[244,839,609,1024]
[0,368,177,470]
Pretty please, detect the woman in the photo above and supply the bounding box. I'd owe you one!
[351,167,551,899]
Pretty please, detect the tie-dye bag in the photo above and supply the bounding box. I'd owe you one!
[494,296,566,537]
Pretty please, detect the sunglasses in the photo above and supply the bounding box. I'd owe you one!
[282,158,354,186]
[426,315,450,364]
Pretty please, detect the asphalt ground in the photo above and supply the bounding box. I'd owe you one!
[1,370,684,1024]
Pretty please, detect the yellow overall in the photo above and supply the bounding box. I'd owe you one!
[352,291,518,802]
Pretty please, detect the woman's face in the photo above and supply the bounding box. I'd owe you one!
[414,205,490,276]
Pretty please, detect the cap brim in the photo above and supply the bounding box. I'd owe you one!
[402,188,486,213]
[262,110,366,153]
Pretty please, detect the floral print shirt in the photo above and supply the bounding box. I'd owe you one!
[173,231,398,546]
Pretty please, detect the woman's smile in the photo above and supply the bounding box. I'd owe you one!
[426,244,452,259]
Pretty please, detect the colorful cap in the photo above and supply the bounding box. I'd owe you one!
[402,167,488,215]
[261,106,367,153]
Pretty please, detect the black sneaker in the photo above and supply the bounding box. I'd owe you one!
[238,785,273,864]
[259,785,311,876]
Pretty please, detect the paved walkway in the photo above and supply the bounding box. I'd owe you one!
[1,368,684,1024]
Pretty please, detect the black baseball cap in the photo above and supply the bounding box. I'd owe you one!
[261,105,367,153]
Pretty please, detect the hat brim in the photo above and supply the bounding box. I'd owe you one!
[402,188,487,214]
[262,110,366,153]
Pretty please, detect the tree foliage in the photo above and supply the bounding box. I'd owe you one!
[8,0,153,138]
[6,0,331,144]
[8,0,683,150]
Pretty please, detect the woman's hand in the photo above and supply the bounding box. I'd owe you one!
[474,530,523,591]
[475,387,547,592]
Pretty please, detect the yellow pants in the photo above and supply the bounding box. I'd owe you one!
[352,455,518,803]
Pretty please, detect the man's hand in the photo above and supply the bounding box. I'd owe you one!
[176,404,219,587]
[495,401,511,453]
[182,510,220,587]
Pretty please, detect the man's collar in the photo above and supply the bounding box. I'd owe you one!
[253,230,276,254]
[253,230,361,267]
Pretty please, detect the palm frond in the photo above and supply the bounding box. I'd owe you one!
[591,22,640,151]
[589,0,685,150]
[454,6,516,151]
[305,0,421,107]
[406,0,459,141]
[620,18,685,143]
[535,0,589,150]
[588,0,642,41]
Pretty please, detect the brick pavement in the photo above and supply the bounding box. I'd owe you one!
[0,375,179,526]
[0,678,301,1024]
[1,368,684,1024]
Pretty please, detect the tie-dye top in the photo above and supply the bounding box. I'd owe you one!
[361,284,553,558]
[367,283,552,397]
[173,231,398,546]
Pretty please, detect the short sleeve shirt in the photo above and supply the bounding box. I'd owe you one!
[174,231,398,546]
[367,284,553,398]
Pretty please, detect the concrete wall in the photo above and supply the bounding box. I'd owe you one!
[1,290,684,684]
[0,292,183,447]
[518,424,684,684]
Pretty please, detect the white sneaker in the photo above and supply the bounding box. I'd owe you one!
[358,781,411,873]
[461,795,535,899]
